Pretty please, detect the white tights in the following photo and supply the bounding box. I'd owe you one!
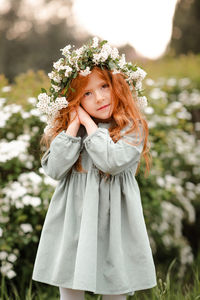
[59,287,127,300]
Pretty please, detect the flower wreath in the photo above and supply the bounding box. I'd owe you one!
[36,37,148,132]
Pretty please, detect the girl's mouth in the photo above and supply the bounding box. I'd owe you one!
[98,104,110,110]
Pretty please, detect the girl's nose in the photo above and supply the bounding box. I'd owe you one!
[95,90,104,102]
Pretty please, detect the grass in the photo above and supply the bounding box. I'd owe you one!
[1,257,200,300]
[140,53,200,84]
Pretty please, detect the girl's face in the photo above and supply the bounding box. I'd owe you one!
[80,71,114,121]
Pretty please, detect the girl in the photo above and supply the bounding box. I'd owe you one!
[32,37,157,299]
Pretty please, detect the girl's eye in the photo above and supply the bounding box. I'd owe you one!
[102,83,109,89]
[84,91,91,97]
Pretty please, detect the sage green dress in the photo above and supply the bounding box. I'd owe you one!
[32,121,157,296]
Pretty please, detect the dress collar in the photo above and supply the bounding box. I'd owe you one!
[97,122,111,128]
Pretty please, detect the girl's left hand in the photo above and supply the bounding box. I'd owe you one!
[76,105,93,126]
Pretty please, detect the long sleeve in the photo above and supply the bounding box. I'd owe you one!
[83,122,145,175]
[41,130,82,181]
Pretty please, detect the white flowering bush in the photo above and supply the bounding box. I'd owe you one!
[0,94,57,291]
[138,76,200,278]
[0,70,200,292]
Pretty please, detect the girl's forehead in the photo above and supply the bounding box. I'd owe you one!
[83,71,106,89]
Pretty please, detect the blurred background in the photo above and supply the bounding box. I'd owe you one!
[0,0,200,299]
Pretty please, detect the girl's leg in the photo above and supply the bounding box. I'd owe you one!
[59,287,85,300]
[102,294,127,300]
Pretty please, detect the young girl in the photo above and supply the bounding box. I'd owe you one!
[32,37,157,300]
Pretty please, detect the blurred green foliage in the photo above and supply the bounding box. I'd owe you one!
[141,53,200,85]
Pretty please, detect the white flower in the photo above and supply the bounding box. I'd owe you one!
[44,124,52,134]
[19,172,42,187]
[55,97,69,109]
[2,86,11,92]
[93,43,112,63]
[53,74,62,83]
[0,262,13,275]
[27,97,37,105]
[80,67,91,76]
[20,223,33,233]
[37,93,69,120]
[22,195,41,207]
[178,77,191,88]
[30,108,41,116]
[36,93,68,119]
[93,53,101,64]
[92,37,99,48]
[7,270,16,279]
[75,46,85,57]
[7,254,17,263]
[52,84,61,92]
[3,103,21,114]
[37,93,51,114]
[60,45,71,56]
[0,97,6,108]
[99,50,109,62]
[137,96,148,108]
[48,102,59,116]
[64,66,73,77]
[93,51,108,63]
[21,111,31,119]
[48,70,62,83]
[53,58,65,71]
[75,60,80,71]
[135,80,142,90]
[112,69,121,74]
[129,67,147,81]
[25,161,33,169]
[0,140,29,163]
[102,43,112,56]
[0,251,8,260]
[48,71,55,80]
[110,47,119,60]
[167,77,177,87]
[118,54,126,68]
[145,78,155,86]
[137,67,147,80]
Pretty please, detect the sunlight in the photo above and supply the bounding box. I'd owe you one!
[72,0,178,59]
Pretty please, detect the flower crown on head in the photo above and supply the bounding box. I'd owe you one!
[36,37,148,133]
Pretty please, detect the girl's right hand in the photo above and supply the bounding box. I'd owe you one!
[66,108,80,137]
[68,108,80,126]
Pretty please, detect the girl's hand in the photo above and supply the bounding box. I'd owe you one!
[68,108,80,126]
[76,105,93,126]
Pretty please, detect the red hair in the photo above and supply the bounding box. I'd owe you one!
[40,66,152,177]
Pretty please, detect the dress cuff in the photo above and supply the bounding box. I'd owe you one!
[58,130,81,143]
[83,128,107,145]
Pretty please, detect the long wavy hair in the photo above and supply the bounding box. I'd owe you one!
[40,66,152,178]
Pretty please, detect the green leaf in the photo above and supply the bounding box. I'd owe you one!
[108,60,116,70]
[72,71,77,78]
[100,40,108,47]
[70,87,75,93]
[63,77,68,83]
[62,81,70,95]
[41,88,47,93]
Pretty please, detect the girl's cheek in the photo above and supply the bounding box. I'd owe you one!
[106,90,112,97]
